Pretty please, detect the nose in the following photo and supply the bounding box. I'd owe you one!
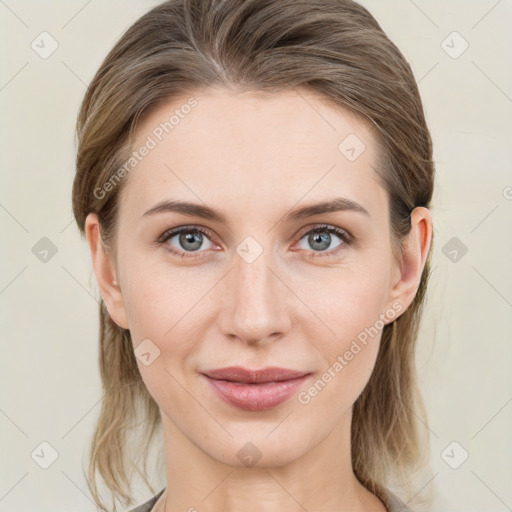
[216,246,292,346]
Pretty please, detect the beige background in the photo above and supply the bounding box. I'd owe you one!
[1,1,511,511]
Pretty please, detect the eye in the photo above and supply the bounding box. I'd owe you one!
[156,223,353,260]
[157,226,216,258]
[295,224,352,257]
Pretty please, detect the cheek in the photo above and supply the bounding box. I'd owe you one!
[298,260,392,406]
[305,258,392,342]
[115,224,182,335]
[120,260,215,357]
[122,271,167,340]
[120,266,202,411]
[118,243,187,331]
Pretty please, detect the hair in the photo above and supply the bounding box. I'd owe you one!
[72,0,435,510]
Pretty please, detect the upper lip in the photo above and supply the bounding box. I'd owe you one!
[202,366,310,384]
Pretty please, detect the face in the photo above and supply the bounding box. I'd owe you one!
[90,87,417,468]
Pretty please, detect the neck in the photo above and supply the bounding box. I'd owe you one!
[156,412,386,512]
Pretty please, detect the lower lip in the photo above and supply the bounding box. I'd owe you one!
[203,374,311,411]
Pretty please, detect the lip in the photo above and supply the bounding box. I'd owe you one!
[201,366,312,411]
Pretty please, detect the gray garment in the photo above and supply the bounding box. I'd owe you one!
[126,487,412,512]
[382,489,413,512]
[127,488,164,512]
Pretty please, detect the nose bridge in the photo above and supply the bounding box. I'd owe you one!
[218,242,291,343]
[235,247,273,302]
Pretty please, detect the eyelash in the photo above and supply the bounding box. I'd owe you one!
[156,224,353,260]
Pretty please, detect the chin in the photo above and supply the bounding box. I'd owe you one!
[199,424,317,469]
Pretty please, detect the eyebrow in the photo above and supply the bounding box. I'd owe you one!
[141,197,370,223]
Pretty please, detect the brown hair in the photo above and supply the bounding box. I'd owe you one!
[72,0,435,510]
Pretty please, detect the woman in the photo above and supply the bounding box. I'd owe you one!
[72,0,435,511]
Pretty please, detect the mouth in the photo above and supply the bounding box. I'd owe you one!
[201,366,312,411]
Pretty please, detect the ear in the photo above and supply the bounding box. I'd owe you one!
[385,206,433,317]
[85,212,130,329]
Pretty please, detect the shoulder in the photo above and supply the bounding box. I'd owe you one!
[126,488,165,512]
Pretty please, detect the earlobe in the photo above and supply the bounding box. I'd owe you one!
[386,207,433,316]
[84,213,130,329]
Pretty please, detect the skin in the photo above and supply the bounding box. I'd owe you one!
[85,87,432,512]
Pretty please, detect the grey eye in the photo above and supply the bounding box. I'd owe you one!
[167,229,213,252]
[298,228,344,252]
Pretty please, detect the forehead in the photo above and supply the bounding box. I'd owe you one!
[119,87,386,223]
